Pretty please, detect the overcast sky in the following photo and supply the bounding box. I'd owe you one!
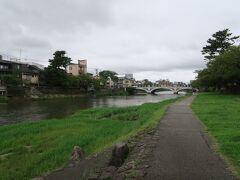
[0,0,240,82]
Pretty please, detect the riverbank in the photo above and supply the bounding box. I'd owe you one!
[0,94,179,125]
[6,85,147,101]
[24,88,131,100]
[0,98,179,180]
[29,93,88,100]
[191,93,240,176]
[0,96,8,103]
[46,96,235,179]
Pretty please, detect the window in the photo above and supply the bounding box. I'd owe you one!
[0,65,8,70]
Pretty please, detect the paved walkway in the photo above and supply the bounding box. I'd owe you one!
[145,96,235,180]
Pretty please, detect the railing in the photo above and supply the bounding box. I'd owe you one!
[134,85,190,88]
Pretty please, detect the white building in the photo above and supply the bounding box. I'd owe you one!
[67,59,87,76]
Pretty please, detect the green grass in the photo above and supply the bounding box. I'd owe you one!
[192,93,240,175]
[0,96,8,103]
[0,98,177,180]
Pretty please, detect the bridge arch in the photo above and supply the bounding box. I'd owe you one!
[134,87,151,94]
[133,86,197,95]
[134,87,176,94]
[175,87,195,94]
[150,87,175,94]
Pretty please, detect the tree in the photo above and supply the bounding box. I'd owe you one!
[194,29,240,92]
[42,51,72,87]
[67,74,101,91]
[210,46,240,91]
[193,68,214,90]
[99,70,118,85]
[48,51,71,70]
[143,79,153,86]
[0,75,22,87]
[202,29,239,63]
[195,46,240,92]
[78,74,94,91]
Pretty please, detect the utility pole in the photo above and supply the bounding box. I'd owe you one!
[95,68,99,76]
[19,48,23,61]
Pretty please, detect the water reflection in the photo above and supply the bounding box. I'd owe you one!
[0,92,180,125]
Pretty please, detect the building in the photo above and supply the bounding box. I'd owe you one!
[173,81,187,87]
[117,74,135,88]
[0,58,42,85]
[67,63,79,76]
[67,59,87,76]
[106,76,115,89]
[0,86,7,96]
[125,74,134,80]
[134,80,144,87]
[155,79,173,87]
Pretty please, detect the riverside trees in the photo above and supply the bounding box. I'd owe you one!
[192,29,240,92]
[42,51,71,87]
[202,29,239,63]
[41,51,101,91]
[99,70,118,86]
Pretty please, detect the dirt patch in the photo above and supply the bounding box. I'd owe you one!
[44,128,158,180]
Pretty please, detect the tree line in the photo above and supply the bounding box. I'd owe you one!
[192,29,240,93]
[1,50,119,91]
[40,51,119,91]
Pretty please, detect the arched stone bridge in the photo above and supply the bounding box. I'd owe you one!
[133,86,195,94]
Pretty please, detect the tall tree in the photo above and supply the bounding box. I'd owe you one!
[43,51,72,87]
[143,79,153,86]
[210,46,240,91]
[202,29,239,63]
[48,51,71,70]
[194,46,240,92]
[99,70,118,82]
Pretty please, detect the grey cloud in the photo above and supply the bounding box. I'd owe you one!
[12,36,52,49]
[104,55,205,74]
[0,0,240,81]
[1,0,113,32]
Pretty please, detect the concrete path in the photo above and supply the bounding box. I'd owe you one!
[145,96,235,180]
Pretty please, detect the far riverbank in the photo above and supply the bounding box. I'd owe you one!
[0,93,179,125]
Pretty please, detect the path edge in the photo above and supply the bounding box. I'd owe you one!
[190,95,240,179]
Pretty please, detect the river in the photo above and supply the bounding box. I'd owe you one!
[0,92,182,125]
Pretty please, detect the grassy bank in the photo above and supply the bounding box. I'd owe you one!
[191,93,240,175]
[0,98,178,179]
[0,96,8,103]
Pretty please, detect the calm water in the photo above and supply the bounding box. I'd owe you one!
[0,91,181,125]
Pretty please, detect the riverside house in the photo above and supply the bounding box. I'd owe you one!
[67,59,87,76]
[117,74,135,88]
[0,58,43,85]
